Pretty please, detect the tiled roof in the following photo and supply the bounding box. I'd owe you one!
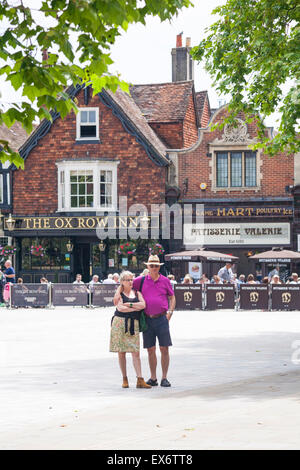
[105,87,168,163]
[0,121,29,152]
[195,91,211,126]
[130,81,195,123]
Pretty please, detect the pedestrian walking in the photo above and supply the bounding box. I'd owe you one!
[4,260,15,283]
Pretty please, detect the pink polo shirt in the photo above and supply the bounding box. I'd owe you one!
[133,274,174,316]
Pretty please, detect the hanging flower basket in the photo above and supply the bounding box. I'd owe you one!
[117,240,137,256]
[30,244,45,257]
[0,245,17,257]
[148,241,165,256]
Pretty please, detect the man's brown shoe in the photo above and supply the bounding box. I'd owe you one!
[136,377,152,389]
[122,376,129,388]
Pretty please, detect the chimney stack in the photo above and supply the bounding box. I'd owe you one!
[171,34,194,82]
[176,33,183,47]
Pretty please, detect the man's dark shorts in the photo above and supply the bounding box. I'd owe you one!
[143,315,172,349]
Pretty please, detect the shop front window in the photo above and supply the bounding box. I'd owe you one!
[21,238,71,270]
[106,239,160,273]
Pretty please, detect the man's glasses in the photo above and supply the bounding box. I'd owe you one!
[149,264,159,268]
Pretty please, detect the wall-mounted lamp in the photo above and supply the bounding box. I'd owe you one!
[98,240,106,251]
[6,213,15,232]
[66,240,74,252]
[140,212,150,229]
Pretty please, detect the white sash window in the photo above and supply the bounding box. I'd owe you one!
[56,161,118,212]
[76,108,99,140]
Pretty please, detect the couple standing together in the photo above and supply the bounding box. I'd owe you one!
[110,255,176,389]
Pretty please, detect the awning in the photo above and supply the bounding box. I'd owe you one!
[249,249,300,263]
[165,249,239,263]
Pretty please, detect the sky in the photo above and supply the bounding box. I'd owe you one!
[0,0,278,127]
[0,1,227,110]
[109,0,227,109]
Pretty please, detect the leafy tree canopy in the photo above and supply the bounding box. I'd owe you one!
[192,0,300,156]
[0,0,192,167]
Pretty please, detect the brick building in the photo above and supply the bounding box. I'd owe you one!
[4,35,296,282]
[166,104,294,280]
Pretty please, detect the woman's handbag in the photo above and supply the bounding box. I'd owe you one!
[137,276,148,332]
[139,309,148,332]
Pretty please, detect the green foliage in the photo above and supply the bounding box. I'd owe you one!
[0,0,192,166]
[192,0,300,156]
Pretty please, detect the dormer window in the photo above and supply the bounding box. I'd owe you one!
[76,107,99,141]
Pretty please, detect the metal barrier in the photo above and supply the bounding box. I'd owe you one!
[239,285,269,310]
[173,285,202,310]
[270,284,300,310]
[5,282,300,310]
[10,283,49,308]
[8,283,118,308]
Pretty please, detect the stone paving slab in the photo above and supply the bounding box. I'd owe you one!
[1,307,300,450]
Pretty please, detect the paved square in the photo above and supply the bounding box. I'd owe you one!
[1,306,300,449]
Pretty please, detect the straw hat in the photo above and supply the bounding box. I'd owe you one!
[144,254,164,266]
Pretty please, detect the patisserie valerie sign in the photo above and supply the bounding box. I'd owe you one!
[184,223,290,246]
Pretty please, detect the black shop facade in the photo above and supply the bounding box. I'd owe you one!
[5,213,160,283]
[167,198,294,281]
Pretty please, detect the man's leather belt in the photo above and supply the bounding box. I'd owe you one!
[148,312,167,319]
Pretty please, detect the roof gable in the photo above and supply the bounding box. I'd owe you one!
[195,91,211,127]
[18,84,169,167]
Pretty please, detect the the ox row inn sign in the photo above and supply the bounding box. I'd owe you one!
[5,215,159,231]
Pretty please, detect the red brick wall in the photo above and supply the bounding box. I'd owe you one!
[13,89,167,215]
[149,121,183,149]
[178,107,294,199]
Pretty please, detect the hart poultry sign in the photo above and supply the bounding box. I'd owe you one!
[4,215,159,231]
[185,206,293,218]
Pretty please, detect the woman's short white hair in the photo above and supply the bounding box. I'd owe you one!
[119,270,134,283]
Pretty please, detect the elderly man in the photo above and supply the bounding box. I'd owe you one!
[4,260,15,283]
[217,262,234,283]
[133,254,176,387]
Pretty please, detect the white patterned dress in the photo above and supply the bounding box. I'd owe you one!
[109,292,140,352]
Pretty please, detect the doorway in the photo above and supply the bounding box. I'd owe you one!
[73,243,90,282]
